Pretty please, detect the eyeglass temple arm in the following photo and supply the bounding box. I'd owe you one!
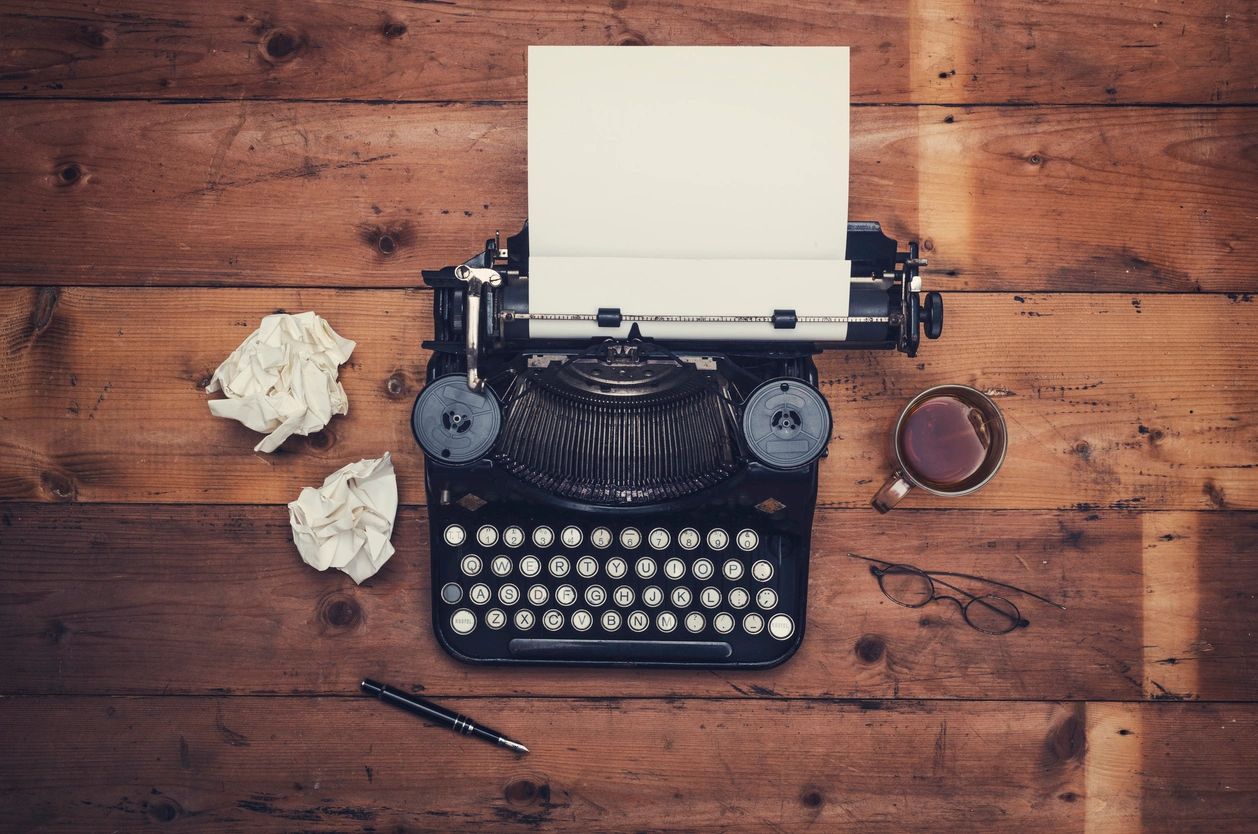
[921,569,1065,610]
[845,550,1061,611]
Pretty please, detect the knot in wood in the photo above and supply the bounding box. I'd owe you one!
[319,593,362,629]
[260,28,304,64]
[854,634,885,664]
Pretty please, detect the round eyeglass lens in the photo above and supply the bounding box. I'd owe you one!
[878,566,934,607]
[964,594,1022,634]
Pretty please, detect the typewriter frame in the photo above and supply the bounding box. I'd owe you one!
[415,221,938,668]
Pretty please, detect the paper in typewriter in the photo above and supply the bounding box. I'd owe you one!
[527,46,852,341]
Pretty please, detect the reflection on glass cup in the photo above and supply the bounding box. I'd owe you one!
[871,384,1007,513]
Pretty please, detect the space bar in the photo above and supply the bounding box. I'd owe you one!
[509,638,733,662]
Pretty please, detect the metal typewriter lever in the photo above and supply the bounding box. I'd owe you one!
[454,265,503,392]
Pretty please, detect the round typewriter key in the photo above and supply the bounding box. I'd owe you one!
[743,612,765,635]
[707,528,729,551]
[613,586,635,607]
[440,582,463,604]
[648,528,671,550]
[527,584,549,606]
[443,525,466,547]
[606,557,628,579]
[498,583,520,606]
[450,608,476,635]
[543,609,564,631]
[692,558,714,581]
[723,560,745,581]
[469,583,492,605]
[514,609,535,630]
[757,588,779,610]
[572,609,593,632]
[491,556,512,577]
[519,555,541,577]
[643,586,663,607]
[737,529,759,551]
[728,588,750,609]
[532,526,555,548]
[671,586,693,608]
[685,612,706,634]
[656,611,678,633]
[700,587,721,609]
[476,525,498,547]
[635,557,657,580]
[751,560,774,582]
[555,584,577,606]
[620,527,642,549]
[678,528,701,550]
[585,584,607,607]
[627,610,649,633]
[503,525,525,548]
[768,613,795,640]
[591,527,613,549]
[601,610,622,631]
[664,558,686,580]
[576,556,598,578]
[486,608,507,630]
[459,554,482,577]
[548,555,570,578]
[561,525,583,548]
[713,612,735,634]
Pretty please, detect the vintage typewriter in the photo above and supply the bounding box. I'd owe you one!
[411,222,942,667]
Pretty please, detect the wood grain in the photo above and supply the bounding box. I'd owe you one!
[1,101,1256,291]
[1,1,1255,104]
[2,288,1255,510]
[2,696,1255,833]
[2,504,1254,700]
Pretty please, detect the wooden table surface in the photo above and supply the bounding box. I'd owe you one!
[1,2,1256,832]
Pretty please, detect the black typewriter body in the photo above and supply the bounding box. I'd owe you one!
[413,222,940,668]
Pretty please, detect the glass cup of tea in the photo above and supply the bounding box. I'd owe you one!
[871,384,1007,513]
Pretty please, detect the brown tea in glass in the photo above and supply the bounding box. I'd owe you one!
[872,385,1007,512]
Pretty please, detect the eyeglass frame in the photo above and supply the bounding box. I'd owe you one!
[847,553,1065,635]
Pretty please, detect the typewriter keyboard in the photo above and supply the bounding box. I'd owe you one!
[431,517,806,667]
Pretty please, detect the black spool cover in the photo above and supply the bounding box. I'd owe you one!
[411,374,502,464]
[740,378,832,470]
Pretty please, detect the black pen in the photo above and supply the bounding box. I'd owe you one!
[360,679,529,755]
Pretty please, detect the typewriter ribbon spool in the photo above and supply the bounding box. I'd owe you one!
[741,378,832,470]
[411,374,502,465]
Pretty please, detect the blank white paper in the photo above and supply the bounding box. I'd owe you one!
[527,46,852,341]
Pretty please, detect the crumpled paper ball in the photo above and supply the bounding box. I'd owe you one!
[288,453,398,584]
[206,311,355,453]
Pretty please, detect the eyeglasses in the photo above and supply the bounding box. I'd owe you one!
[847,553,1065,635]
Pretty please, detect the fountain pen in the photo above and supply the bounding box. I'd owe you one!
[360,679,529,755]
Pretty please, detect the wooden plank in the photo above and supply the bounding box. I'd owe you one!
[2,504,1254,700]
[1,101,1256,291]
[1,696,1254,832]
[1,1,1254,104]
[2,288,1255,510]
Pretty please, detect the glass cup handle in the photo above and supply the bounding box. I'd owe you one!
[872,471,912,513]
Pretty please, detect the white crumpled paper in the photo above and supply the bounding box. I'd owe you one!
[288,453,398,584]
[206,311,355,453]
